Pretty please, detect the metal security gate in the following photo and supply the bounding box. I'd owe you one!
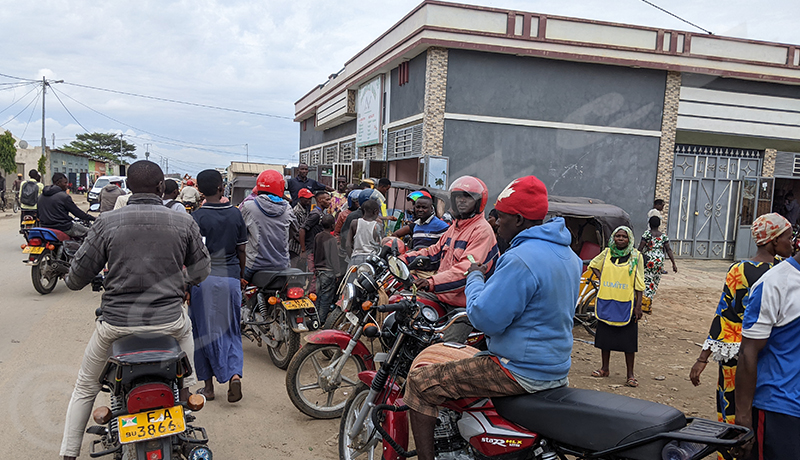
[668,145,762,259]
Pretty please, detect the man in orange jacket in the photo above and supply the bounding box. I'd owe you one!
[401,176,498,341]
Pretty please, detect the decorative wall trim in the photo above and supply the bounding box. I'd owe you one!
[655,71,682,224]
[442,112,663,137]
[422,48,449,156]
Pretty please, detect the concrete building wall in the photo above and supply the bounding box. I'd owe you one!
[389,52,427,122]
[299,119,357,150]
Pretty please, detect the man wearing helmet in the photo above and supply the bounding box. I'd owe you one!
[400,176,499,341]
[179,179,202,211]
[239,169,295,281]
[404,176,583,460]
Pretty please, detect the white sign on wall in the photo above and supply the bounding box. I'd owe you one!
[356,76,383,147]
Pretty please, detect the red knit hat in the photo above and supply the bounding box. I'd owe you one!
[494,176,548,221]
[298,188,314,199]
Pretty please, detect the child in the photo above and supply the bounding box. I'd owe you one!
[314,214,343,323]
[349,199,382,266]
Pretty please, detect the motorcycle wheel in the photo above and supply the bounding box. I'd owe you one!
[339,383,382,460]
[267,306,300,370]
[575,292,598,336]
[323,306,346,330]
[13,200,19,213]
[286,343,366,419]
[31,253,58,295]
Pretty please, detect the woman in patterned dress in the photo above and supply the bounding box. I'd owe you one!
[689,213,793,429]
[638,216,677,314]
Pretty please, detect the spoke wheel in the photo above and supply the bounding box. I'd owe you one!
[339,384,382,460]
[286,343,366,419]
[267,306,300,369]
[574,292,598,336]
[31,253,58,295]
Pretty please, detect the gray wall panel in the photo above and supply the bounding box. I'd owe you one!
[390,52,426,122]
[446,50,666,132]
[683,73,800,100]
[443,119,660,234]
[299,119,357,150]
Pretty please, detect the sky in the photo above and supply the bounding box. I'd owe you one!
[1,0,797,176]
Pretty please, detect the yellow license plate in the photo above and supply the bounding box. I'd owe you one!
[118,406,185,444]
[283,298,315,310]
[22,246,44,254]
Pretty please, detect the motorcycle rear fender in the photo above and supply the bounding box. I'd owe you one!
[284,308,318,333]
[307,330,375,370]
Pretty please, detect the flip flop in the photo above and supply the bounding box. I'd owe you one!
[591,369,609,378]
[228,379,242,403]
[625,377,639,388]
[196,387,215,401]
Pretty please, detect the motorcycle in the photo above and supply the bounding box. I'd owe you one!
[86,279,212,460]
[21,220,87,294]
[285,252,413,419]
[339,296,753,460]
[241,268,319,370]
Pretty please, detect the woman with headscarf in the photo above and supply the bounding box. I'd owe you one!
[689,213,793,427]
[589,226,645,387]
[638,215,678,314]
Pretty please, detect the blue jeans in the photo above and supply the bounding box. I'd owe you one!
[315,270,337,324]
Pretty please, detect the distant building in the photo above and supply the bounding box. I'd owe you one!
[295,0,800,260]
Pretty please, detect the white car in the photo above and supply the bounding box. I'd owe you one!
[88,175,128,205]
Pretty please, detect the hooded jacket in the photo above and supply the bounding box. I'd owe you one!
[38,185,94,231]
[465,217,582,382]
[240,194,295,271]
[99,184,125,212]
[402,213,498,307]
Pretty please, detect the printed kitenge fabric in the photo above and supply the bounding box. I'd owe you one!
[640,229,668,299]
[702,259,779,425]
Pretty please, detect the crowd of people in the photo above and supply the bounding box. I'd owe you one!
[46,159,800,460]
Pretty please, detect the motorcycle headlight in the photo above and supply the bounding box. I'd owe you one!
[341,283,357,312]
[356,273,379,295]
[357,263,375,278]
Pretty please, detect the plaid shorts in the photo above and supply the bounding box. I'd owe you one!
[404,354,525,418]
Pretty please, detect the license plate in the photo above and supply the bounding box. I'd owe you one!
[118,406,185,444]
[346,311,359,326]
[283,298,315,310]
[22,246,44,254]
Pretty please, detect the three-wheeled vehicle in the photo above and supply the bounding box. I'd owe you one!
[547,196,633,336]
[227,175,257,207]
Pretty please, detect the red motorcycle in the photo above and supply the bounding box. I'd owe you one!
[339,299,752,460]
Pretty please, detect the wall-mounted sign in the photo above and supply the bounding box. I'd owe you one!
[356,76,383,147]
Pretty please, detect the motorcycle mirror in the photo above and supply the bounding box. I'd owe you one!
[89,203,100,212]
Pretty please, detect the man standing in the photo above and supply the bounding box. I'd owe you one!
[300,191,331,291]
[240,169,295,280]
[0,172,6,210]
[289,188,313,269]
[38,173,96,238]
[60,160,210,460]
[784,192,800,226]
[19,169,43,224]
[98,179,125,213]
[286,163,331,205]
[404,176,582,460]
[735,250,800,459]
[162,179,187,212]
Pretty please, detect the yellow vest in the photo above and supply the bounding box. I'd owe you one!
[595,250,638,326]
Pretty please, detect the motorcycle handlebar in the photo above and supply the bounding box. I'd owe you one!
[377,300,412,313]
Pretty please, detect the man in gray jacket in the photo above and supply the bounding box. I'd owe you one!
[60,160,211,460]
[240,169,294,281]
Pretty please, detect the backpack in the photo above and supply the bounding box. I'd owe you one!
[164,199,180,209]
[20,181,39,206]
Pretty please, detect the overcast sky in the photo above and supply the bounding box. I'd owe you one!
[1,0,797,176]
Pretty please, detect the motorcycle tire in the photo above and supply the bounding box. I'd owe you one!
[13,201,19,213]
[323,307,346,330]
[339,383,382,460]
[575,292,598,337]
[32,253,58,295]
[286,343,367,419]
[267,306,300,370]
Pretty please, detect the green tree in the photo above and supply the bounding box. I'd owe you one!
[38,155,47,178]
[61,132,137,163]
[0,131,16,174]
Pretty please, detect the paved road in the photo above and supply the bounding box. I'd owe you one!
[0,208,340,459]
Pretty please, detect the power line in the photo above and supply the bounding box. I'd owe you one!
[0,87,42,128]
[0,84,40,117]
[49,86,91,134]
[19,88,43,138]
[638,0,713,35]
[0,72,37,82]
[61,81,294,120]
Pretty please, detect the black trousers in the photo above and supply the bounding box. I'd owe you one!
[745,407,800,460]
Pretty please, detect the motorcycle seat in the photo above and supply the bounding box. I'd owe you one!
[29,227,71,241]
[251,268,308,290]
[110,334,183,364]
[493,386,685,460]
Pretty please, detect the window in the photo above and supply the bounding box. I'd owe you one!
[310,148,321,166]
[398,61,409,86]
[794,155,800,177]
[323,145,338,164]
[340,141,355,162]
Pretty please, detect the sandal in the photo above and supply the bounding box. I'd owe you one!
[625,377,639,388]
[196,387,215,401]
[591,369,609,378]
[228,378,242,403]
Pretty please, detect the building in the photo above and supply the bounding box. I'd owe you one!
[226,161,285,205]
[294,0,800,260]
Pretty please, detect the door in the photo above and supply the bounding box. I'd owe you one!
[733,177,775,260]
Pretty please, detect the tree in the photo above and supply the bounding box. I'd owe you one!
[38,155,47,178]
[0,131,16,175]
[61,132,137,163]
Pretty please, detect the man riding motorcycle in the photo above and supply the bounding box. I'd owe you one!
[38,172,96,238]
[404,175,583,460]
[59,160,211,460]
[400,176,499,342]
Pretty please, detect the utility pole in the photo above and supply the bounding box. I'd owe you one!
[40,77,63,183]
[144,143,151,161]
[165,158,169,174]
[245,143,249,163]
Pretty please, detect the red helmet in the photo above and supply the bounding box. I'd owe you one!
[186,179,194,186]
[256,169,284,196]
[449,176,488,219]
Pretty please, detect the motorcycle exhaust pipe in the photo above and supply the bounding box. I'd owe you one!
[53,260,71,275]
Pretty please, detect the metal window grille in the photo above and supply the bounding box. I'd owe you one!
[323,145,338,164]
[310,148,322,166]
[794,155,800,176]
[299,151,309,165]
[340,141,355,162]
[674,144,763,159]
[359,145,380,160]
[394,127,413,156]
[387,123,423,159]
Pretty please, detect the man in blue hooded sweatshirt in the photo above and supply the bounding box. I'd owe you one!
[404,175,583,460]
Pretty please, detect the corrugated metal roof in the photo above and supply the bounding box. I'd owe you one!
[228,162,284,174]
